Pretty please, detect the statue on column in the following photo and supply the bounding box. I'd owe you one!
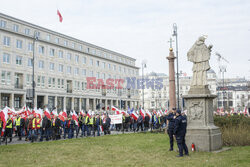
[187,36,212,86]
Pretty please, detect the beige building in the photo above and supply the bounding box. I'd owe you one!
[0,13,140,112]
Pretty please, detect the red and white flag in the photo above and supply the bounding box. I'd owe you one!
[57,10,63,22]
[146,110,152,118]
[131,111,138,121]
[0,107,9,136]
[44,108,51,119]
[140,109,146,119]
[71,110,79,126]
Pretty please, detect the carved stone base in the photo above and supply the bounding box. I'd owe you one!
[186,126,222,152]
[188,85,211,95]
[183,92,222,152]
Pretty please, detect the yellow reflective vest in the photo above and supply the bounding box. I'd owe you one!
[6,119,12,128]
[89,117,94,125]
[32,118,36,129]
[16,117,21,126]
[37,118,41,128]
[85,116,89,125]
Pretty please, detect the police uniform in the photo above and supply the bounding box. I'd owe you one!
[166,112,175,151]
[173,110,189,157]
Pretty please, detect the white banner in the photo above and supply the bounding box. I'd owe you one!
[109,114,123,124]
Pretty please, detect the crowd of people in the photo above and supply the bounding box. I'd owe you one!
[0,106,189,157]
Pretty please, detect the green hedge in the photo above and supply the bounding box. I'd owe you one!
[214,115,250,146]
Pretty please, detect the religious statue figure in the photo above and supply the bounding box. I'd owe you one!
[187,36,212,86]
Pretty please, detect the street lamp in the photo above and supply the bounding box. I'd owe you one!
[141,60,147,109]
[172,23,180,109]
[32,31,38,108]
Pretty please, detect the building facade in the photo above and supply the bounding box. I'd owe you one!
[0,13,140,112]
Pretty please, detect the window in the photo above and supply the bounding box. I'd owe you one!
[3,36,10,46]
[26,74,31,85]
[50,48,55,56]
[75,55,79,63]
[48,77,52,88]
[92,49,96,55]
[41,76,45,87]
[25,28,30,35]
[59,64,64,72]
[58,79,61,88]
[28,43,33,51]
[82,69,86,76]
[90,59,93,66]
[3,53,10,63]
[28,58,33,67]
[1,71,11,85]
[67,66,71,74]
[96,60,100,67]
[102,73,105,79]
[108,64,111,69]
[49,62,55,71]
[96,72,100,79]
[13,24,19,32]
[72,43,75,48]
[38,60,44,69]
[119,66,121,72]
[52,78,55,88]
[74,68,79,75]
[67,53,71,60]
[39,45,45,54]
[89,71,94,77]
[14,97,21,109]
[82,57,86,64]
[64,41,68,46]
[59,50,63,58]
[113,65,116,70]
[87,48,90,53]
[61,79,64,89]
[55,38,59,44]
[102,62,105,68]
[47,35,50,41]
[16,56,22,65]
[37,76,41,87]
[16,40,22,49]
[0,20,6,28]
[79,45,83,51]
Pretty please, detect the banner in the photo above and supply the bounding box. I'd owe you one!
[109,114,123,124]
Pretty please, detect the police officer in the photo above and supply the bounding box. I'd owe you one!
[166,108,176,151]
[16,115,22,140]
[173,109,189,157]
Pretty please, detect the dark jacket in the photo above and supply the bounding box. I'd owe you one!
[166,113,175,130]
[137,115,143,124]
[173,115,187,136]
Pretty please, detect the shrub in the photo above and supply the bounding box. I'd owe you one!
[214,115,250,146]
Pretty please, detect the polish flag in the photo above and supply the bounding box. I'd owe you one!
[112,106,118,111]
[59,111,65,121]
[146,110,152,118]
[0,107,9,136]
[140,109,146,119]
[131,111,138,121]
[57,10,63,22]
[244,106,249,116]
[71,110,79,126]
[52,109,58,117]
[44,108,51,119]
[164,109,168,115]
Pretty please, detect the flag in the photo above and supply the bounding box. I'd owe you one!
[44,108,51,119]
[140,109,146,119]
[111,106,118,111]
[58,111,65,121]
[0,107,9,136]
[57,10,63,22]
[131,111,138,121]
[72,110,79,126]
[146,110,152,118]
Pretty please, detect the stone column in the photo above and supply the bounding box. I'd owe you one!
[125,100,128,110]
[10,93,14,108]
[71,97,74,111]
[167,48,176,110]
[93,98,96,111]
[116,99,119,108]
[63,96,66,111]
[55,96,58,110]
[86,98,89,111]
[110,99,113,110]
[79,98,82,111]
[105,99,108,111]
[44,95,48,107]
[22,93,26,107]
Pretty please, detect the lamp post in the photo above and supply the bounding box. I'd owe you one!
[172,23,180,109]
[141,61,147,109]
[32,31,38,108]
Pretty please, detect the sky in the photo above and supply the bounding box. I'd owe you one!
[1,0,250,79]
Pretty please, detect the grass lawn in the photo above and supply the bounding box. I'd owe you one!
[0,133,250,167]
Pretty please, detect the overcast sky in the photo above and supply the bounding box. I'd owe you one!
[1,0,250,79]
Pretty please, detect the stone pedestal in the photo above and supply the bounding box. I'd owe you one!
[183,86,222,152]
